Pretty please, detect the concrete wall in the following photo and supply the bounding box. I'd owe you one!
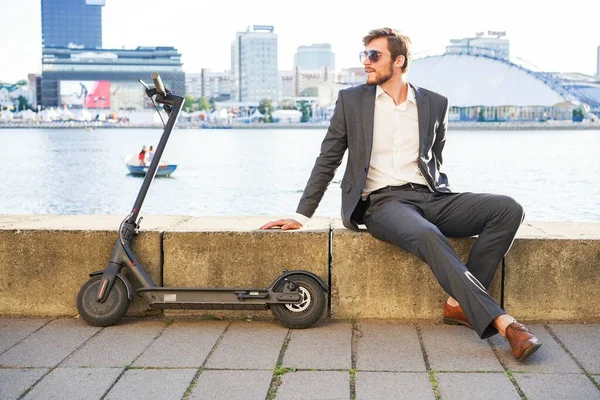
[331,220,501,320]
[0,215,598,322]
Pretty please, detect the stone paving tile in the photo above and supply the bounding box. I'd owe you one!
[24,367,122,400]
[436,372,520,400]
[206,321,288,369]
[420,325,503,371]
[488,324,580,373]
[355,372,434,399]
[0,318,50,354]
[0,368,48,400]
[189,370,272,400]
[276,371,349,400]
[283,321,352,370]
[63,320,165,367]
[513,373,600,400]
[0,318,100,367]
[134,320,228,368]
[356,321,426,372]
[106,368,196,400]
[549,323,600,373]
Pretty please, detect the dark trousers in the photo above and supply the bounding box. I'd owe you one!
[363,187,525,339]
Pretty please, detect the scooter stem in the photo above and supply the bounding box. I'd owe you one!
[97,76,184,303]
[129,91,184,224]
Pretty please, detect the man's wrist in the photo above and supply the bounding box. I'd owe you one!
[293,213,310,225]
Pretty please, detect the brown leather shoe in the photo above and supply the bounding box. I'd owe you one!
[443,302,474,330]
[505,322,542,362]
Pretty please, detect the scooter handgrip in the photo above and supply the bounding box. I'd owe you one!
[151,72,166,96]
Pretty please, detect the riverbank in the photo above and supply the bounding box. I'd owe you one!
[1,120,600,130]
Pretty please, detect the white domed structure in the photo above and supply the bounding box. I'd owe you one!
[410,54,569,107]
[406,53,600,122]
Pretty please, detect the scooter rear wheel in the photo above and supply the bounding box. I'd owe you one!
[270,274,326,329]
[77,275,130,327]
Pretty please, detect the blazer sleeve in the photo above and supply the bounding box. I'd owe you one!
[296,91,348,218]
[432,96,449,170]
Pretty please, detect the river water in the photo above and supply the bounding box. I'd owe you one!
[0,128,598,222]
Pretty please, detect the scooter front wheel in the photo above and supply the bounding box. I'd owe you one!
[270,274,326,329]
[77,275,130,327]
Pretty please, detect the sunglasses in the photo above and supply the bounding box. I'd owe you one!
[359,50,385,63]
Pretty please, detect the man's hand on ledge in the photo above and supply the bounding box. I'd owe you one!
[260,218,303,231]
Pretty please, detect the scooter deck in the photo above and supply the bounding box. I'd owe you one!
[138,287,303,309]
[149,302,269,310]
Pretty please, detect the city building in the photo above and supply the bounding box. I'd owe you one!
[597,45,600,78]
[278,71,295,99]
[231,25,278,102]
[293,67,333,96]
[294,43,335,70]
[41,0,105,49]
[336,68,366,86]
[201,69,233,101]
[185,73,203,99]
[446,30,509,61]
[28,74,41,108]
[40,46,184,110]
[185,70,232,101]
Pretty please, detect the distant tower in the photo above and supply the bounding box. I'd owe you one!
[41,0,105,48]
[294,43,335,70]
[231,25,278,102]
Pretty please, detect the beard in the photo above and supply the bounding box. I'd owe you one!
[366,61,394,86]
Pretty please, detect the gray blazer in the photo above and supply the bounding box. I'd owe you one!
[296,83,452,231]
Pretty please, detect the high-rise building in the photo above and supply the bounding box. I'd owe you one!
[41,0,105,49]
[294,43,335,70]
[231,25,278,102]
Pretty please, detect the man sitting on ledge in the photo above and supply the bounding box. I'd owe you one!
[261,27,541,362]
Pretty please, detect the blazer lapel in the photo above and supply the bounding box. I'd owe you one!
[414,84,431,152]
[362,85,376,168]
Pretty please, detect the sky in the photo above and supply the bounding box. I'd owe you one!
[1,0,599,82]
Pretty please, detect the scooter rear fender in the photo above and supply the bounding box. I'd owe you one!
[271,270,329,292]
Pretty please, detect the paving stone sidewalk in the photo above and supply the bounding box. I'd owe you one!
[1,317,599,399]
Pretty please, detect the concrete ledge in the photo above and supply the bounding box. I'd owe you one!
[0,215,598,322]
[161,217,330,317]
[0,215,177,316]
[330,220,501,319]
[504,222,600,320]
[331,221,599,321]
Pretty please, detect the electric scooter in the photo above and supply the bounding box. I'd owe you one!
[76,73,328,329]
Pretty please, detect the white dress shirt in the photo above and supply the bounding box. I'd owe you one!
[294,83,426,224]
[363,84,427,199]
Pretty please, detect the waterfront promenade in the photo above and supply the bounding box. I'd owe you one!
[1,317,600,399]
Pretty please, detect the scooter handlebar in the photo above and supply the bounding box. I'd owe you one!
[151,72,166,96]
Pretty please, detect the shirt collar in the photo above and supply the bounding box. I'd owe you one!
[376,83,416,104]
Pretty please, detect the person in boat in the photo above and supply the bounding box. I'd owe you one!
[260,27,541,362]
[147,145,155,164]
[138,146,147,166]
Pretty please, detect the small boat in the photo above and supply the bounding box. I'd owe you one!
[126,164,177,177]
[123,154,177,177]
